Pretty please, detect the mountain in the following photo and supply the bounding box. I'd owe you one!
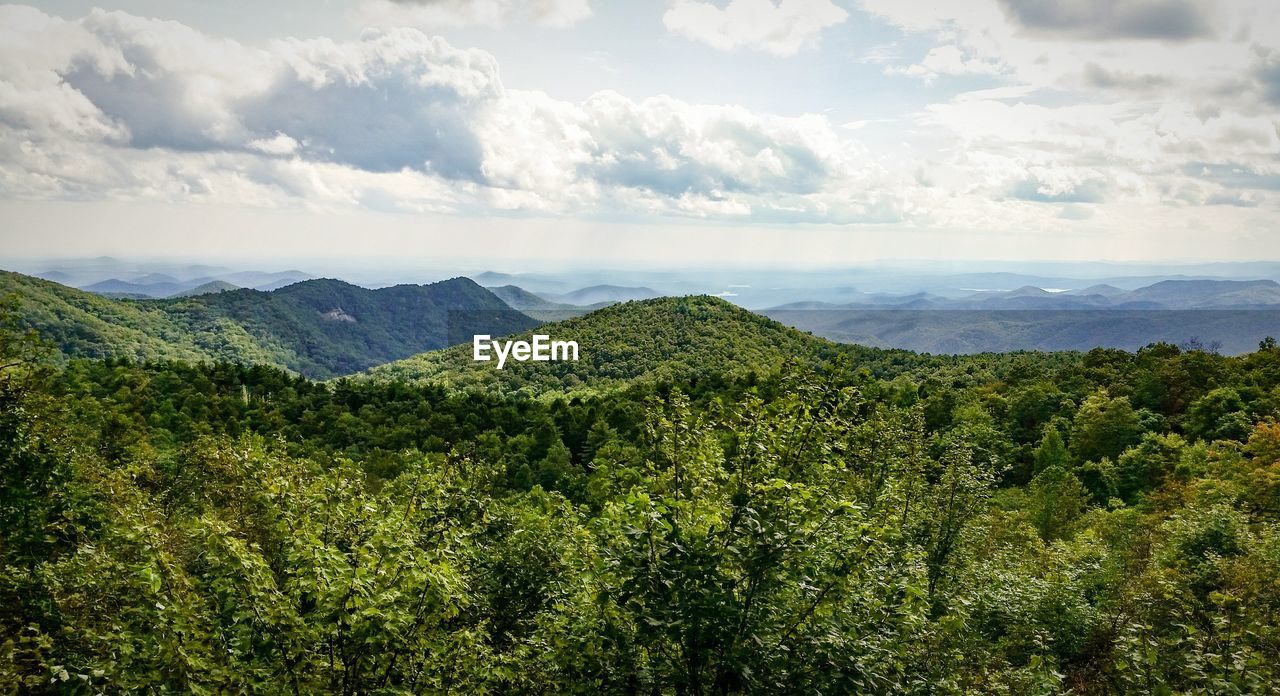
[762,308,1280,355]
[766,279,1280,311]
[1069,284,1126,297]
[133,273,181,285]
[472,271,523,286]
[169,280,240,298]
[75,270,315,298]
[217,270,314,290]
[366,295,846,393]
[2,271,278,366]
[188,277,542,377]
[2,271,539,379]
[487,285,571,311]
[469,271,571,296]
[1119,279,1280,307]
[34,270,76,284]
[81,278,193,298]
[547,285,660,305]
[770,292,945,311]
[487,284,612,321]
[1004,285,1054,297]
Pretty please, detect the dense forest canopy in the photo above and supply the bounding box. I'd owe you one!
[2,292,1280,693]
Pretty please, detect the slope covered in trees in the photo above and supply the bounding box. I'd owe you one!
[368,295,852,392]
[0,271,538,378]
[4,298,1280,692]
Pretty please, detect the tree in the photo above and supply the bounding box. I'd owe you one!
[1185,387,1251,443]
[1027,465,1090,541]
[1032,424,1069,475]
[1115,432,1186,503]
[922,439,995,597]
[1070,390,1143,465]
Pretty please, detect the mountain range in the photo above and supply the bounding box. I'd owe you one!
[7,268,1280,388]
[65,270,313,299]
[1,271,537,379]
[766,279,1280,311]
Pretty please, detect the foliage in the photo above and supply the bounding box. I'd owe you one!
[3,294,1280,693]
[1,272,537,379]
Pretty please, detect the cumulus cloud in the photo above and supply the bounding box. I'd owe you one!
[1012,172,1108,203]
[852,0,1280,228]
[663,0,848,56]
[0,5,898,223]
[351,0,592,29]
[886,45,1005,81]
[996,0,1216,41]
[1,1,1276,241]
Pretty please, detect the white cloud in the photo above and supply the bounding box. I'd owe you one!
[0,2,1277,249]
[663,0,848,56]
[853,0,1280,223]
[248,132,300,155]
[0,6,898,224]
[885,45,1006,81]
[351,0,593,29]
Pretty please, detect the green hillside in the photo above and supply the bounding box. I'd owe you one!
[1,271,538,378]
[367,294,847,392]
[0,270,282,366]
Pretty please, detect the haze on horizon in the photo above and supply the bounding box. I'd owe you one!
[1,0,1279,265]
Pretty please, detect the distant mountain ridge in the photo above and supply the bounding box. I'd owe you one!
[544,284,660,305]
[767,279,1280,311]
[762,308,1280,356]
[169,280,241,298]
[484,284,615,321]
[41,268,315,299]
[486,285,574,311]
[2,271,538,379]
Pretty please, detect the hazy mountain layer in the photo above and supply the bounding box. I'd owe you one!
[768,279,1280,311]
[764,308,1280,355]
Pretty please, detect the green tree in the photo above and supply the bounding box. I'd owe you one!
[1027,465,1090,541]
[1185,387,1251,443]
[1070,390,1143,465]
[1115,432,1186,503]
[1032,424,1069,475]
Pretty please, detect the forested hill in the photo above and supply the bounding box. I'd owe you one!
[366,295,852,392]
[0,271,538,378]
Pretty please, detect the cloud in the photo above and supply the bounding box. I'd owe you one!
[1,2,1277,242]
[1012,173,1107,202]
[1081,62,1171,90]
[1184,162,1280,190]
[0,6,899,224]
[663,0,848,56]
[855,0,1280,224]
[1253,47,1280,104]
[1058,203,1094,219]
[995,0,1216,41]
[886,45,1006,81]
[1205,192,1259,206]
[351,0,592,29]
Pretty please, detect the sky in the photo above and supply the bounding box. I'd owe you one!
[1,0,1279,267]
